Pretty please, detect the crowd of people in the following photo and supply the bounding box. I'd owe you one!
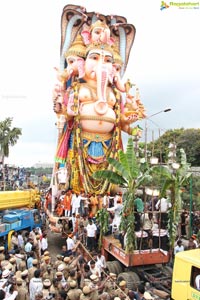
[1,187,199,300]
[48,187,198,258]
[0,221,156,300]
[46,189,172,252]
[45,187,200,254]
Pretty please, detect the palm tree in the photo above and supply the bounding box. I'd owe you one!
[0,117,22,189]
[93,138,151,253]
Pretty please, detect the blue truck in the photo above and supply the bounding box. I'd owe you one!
[0,208,42,250]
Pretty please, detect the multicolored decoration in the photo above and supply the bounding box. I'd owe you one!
[52,5,146,194]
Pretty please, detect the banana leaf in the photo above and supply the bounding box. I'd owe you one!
[119,138,139,179]
[107,157,130,180]
[92,170,127,186]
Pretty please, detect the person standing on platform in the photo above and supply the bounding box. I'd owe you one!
[86,219,97,252]
[134,193,144,213]
[155,196,171,229]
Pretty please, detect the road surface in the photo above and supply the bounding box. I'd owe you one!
[47,230,66,257]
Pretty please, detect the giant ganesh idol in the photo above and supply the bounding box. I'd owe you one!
[52,5,146,195]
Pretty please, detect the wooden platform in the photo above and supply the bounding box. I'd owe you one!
[102,235,170,267]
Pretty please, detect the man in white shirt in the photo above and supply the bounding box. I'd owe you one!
[0,289,18,300]
[66,233,75,256]
[29,269,43,300]
[41,233,48,255]
[59,190,66,209]
[155,197,172,229]
[107,200,123,232]
[155,197,171,212]
[103,192,111,208]
[17,231,24,249]
[88,260,101,278]
[71,193,80,215]
[86,219,97,252]
[0,269,11,291]
[24,238,33,254]
[96,251,107,277]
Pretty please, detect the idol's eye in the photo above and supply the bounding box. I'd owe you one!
[89,53,99,60]
[105,56,113,63]
[67,58,75,64]
[115,65,121,72]
[93,28,102,35]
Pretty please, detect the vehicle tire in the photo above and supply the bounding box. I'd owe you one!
[127,271,140,290]
[117,271,139,290]
[106,261,116,274]
[112,260,123,275]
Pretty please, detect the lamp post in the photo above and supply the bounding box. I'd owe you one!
[189,176,193,236]
[144,108,172,161]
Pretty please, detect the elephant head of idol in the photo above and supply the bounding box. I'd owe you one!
[81,20,115,46]
[83,42,115,115]
[63,34,86,81]
[62,35,87,117]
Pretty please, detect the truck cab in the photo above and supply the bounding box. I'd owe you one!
[171,249,200,300]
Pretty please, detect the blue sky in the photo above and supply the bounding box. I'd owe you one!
[0,0,199,167]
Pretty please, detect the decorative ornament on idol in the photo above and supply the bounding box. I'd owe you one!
[57,115,66,132]
[57,168,68,184]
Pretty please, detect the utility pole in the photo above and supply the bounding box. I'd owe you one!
[144,108,172,161]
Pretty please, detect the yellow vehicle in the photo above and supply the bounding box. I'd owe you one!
[171,249,200,300]
[0,190,41,210]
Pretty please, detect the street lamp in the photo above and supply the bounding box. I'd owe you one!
[144,108,172,161]
[147,108,171,119]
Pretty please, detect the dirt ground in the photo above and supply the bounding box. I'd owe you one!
[47,229,66,259]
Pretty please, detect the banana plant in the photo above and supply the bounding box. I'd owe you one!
[96,208,110,249]
[149,148,191,250]
[93,138,152,253]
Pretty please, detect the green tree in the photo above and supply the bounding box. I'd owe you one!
[148,128,200,166]
[0,118,22,189]
[93,138,151,253]
[0,118,22,161]
[177,129,200,166]
[148,128,184,163]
